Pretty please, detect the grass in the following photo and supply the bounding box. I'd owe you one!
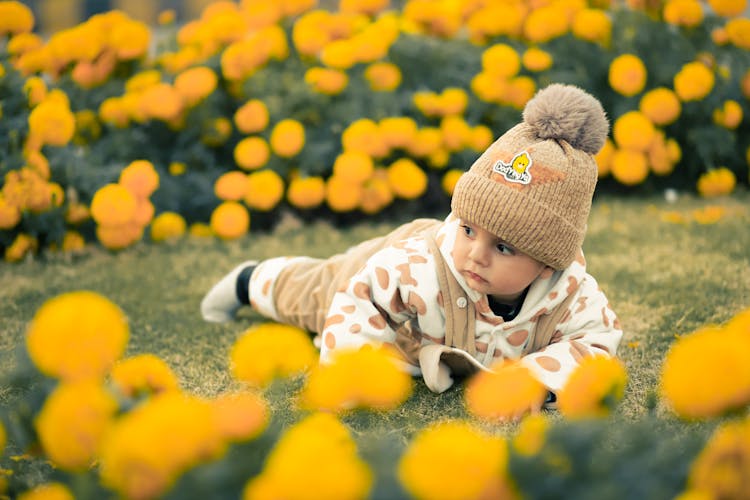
[1,191,749,496]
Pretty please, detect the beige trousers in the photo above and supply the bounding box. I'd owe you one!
[270,218,441,334]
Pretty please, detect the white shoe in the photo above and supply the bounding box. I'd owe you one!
[200,260,257,323]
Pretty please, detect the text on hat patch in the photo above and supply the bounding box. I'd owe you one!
[492,151,532,185]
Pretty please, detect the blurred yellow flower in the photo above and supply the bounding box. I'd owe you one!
[28,99,75,147]
[572,8,611,45]
[360,173,393,214]
[697,167,736,197]
[286,175,326,209]
[189,222,214,238]
[91,183,137,225]
[99,392,225,500]
[244,169,285,211]
[413,90,443,117]
[304,66,349,95]
[440,116,471,152]
[687,417,750,500]
[230,323,317,387]
[513,414,549,456]
[342,118,389,157]
[0,1,34,35]
[363,61,402,91]
[442,169,463,196]
[505,75,537,109]
[660,324,750,419]
[608,54,647,97]
[557,355,627,419]
[326,175,363,212]
[594,137,615,177]
[300,345,413,412]
[211,390,269,442]
[125,70,162,94]
[725,17,750,50]
[639,87,681,126]
[674,61,715,101]
[406,127,443,158]
[96,222,144,250]
[707,0,747,17]
[210,201,250,240]
[234,99,269,134]
[109,19,151,60]
[647,130,678,176]
[17,483,74,500]
[214,171,248,201]
[270,119,305,158]
[320,39,358,69]
[611,149,649,186]
[174,66,218,106]
[333,150,374,184]
[7,32,43,58]
[23,76,46,107]
[110,353,180,398]
[150,212,187,242]
[234,136,271,170]
[119,160,159,199]
[663,0,704,28]
[35,380,118,470]
[243,413,373,500]
[379,116,418,149]
[26,291,129,381]
[59,230,86,253]
[0,194,21,230]
[468,124,494,152]
[524,4,569,43]
[465,361,548,421]
[139,83,184,122]
[169,161,187,176]
[4,232,37,262]
[613,111,656,152]
[712,99,743,129]
[398,420,513,500]
[522,47,553,72]
[692,205,727,224]
[387,158,427,200]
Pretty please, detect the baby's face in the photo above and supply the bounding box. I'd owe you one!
[452,219,547,304]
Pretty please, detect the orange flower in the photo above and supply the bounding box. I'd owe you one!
[571,8,611,45]
[304,67,349,95]
[96,222,144,250]
[325,176,362,212]
[0,1,34,35]
[138,83,184,122]
[712,100,743,129]
[611,149,649,186]
[522,47,553,72]
[707,0,747,17]
[663,0,704,28]
[214,171,248,201]
[441,169,463,196]
[234,136,270,170]
[270,119,305,158]
[0,194,21,230]
[244,169,284,211]
[110,353,180,397]
[211,391,268,442]
[557,355,628,419]
[726,18,750,50]
[363,62,402,91]
[286,176,326,209]
[109,19,151,60]
[523,5,570,43]
[119,160,159,199]
[639,87,681,126]
[333,150,374,184]
[440,116,471,152]
[608,54,647,97]
[28,99,75,147]
[320,39,357,70]
[234,99,269,134]
[150,212,187,242]
[174,66,217,106]
[465,361,548,421]
[387,158,428,200]
[91,184,137,226]
[4,233,37,262]
[379,117,418,149]
[341,118,388,158]
[674,61,715,101]
[697,168,736,197]
[613,111,656,152]
[210,201,250,240]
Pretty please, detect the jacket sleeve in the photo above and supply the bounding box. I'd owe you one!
[318,240,440,373]
[520,274,623,393]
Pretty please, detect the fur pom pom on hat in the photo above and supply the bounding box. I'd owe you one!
[451,83,609,270]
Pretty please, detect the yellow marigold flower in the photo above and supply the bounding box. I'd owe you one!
[482,43,520,78]
[99,392,225,500]
[557,355,627,419]
[611,149,648,186]
[64,202,90,225]
[210,201,250,240]
[442,169,463,196]
[7,32,43,57]
[0,194,21,230]
[466,2,526,41]
[342,118,389,157]
[59,230,86,253]
[109,19,151,60]
[98,97,129,128]
[231,323,317,388]
[270,119,305,158]
[413,90,443,117]
[110,353,180,398]
[663,0,704,28]
[707,0,747,17]
[245,169,284,211]
[139,82,184,122]
[201,117,232,147]
[398,420,511,500]
[291,11,330,57]
[522,47,553,72]
[688,418,750,499]
[174,66,217,106]
[150,212,187,242]
[157,9,175,25]
[648,131,678,176]
[169,161,187,176]
[339,0,389,15]
[613,111,656,152]
[320,39,358,69]
[125,70,162,94]
[4,233,37,262]
[96,222,143,250]
[661,324,750,419]
[505,75,536,110]
[513,414,548,456]
[363,61,401,91]
[91,183,137,226]
[0,1,34,35]
[726,17,750,50]
[119,160,159,199]
[243,413,373,500]
[639,87,681,126]
[360,172,393,214]
[23,76,46,107]
[211,390,268,442]
[304,66,349,95]
[17,483,74,500]
[326,175,363,212]
[387,158,428,200]
[214,171,248,201]
[594,137,615,177]
[189,222,213,238]
[26,291,129,380]
[286,175,326,209]
[131,198,154,227]
[28,99,75,147]
[440,116,471,152]
[609,54,647,97]
[572,8,611,45]
[234,136,271,170]
[697,167,736,197]
[712,99,743,129]
[379,116,418,149]
[468,125,494,152]
[465,361,548,421]
[440,87,469,116]
[300,346,413,412]
[406,127,443,158]
[524,5,570,43]
[35,380,117,471]
[333,150,374,184]
[234,99,269,134]
[674,61,715,101]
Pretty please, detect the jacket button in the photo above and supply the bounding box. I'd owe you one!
[456,297,467,308]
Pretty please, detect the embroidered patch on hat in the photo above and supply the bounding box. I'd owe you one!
[492,151,532,185]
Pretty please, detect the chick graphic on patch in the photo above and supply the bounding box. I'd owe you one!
[492,150,533,185]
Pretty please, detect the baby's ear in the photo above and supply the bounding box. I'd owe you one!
[539,266,555,280]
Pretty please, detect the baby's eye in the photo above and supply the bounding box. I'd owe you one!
[497,243,514,256]
[461,224,475,237]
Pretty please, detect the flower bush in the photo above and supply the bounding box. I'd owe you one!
[0,0,748,259]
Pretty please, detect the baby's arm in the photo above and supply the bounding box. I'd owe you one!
[520,275,623,393]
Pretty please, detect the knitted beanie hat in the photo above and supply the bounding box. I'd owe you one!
[451,83,609,270]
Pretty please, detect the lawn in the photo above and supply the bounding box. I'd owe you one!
[1,190,749,498]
